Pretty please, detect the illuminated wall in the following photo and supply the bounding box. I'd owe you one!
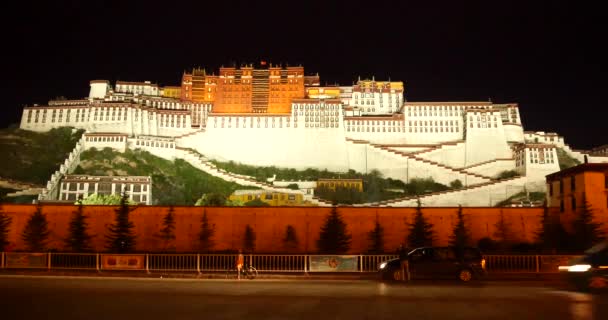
[1,205,560,253]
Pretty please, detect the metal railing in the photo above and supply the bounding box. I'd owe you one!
[0,252,581,274]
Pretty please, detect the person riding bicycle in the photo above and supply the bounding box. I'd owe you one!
[236,249,244,275]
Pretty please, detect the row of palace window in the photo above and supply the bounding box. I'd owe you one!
[409,120,459,126]
[347,126,401,133]
[135,140,175,149]
[293,104,340,110]
[353,92,400,99]
[85,136,125,143]
[92,107,128,122]
[469,122,498,128]
[300,111,340,116]
[159,114,187,128]
[116,85,157,93]
[408,109,462,117]
[305,123,339,128]
[63,182,148,193]
[347,120,400,126]
[27,109,86,124]
[305,117,339,122]
[408,126,459,133]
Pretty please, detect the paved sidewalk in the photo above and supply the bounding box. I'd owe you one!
[0,269,565,282]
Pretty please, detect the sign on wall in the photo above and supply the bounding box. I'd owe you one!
[309,255,358,272]
[101,254,145,270]
[5,253,47,268]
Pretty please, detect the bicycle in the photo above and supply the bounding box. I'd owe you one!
[225,263,258,280]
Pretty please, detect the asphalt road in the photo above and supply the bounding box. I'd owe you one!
[0,276,606,320]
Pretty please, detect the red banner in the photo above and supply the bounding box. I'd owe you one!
[5,253,47,268]
[101,254,145,270]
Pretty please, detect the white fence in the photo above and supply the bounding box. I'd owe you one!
[0,252,580,274]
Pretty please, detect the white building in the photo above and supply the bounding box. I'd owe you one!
[20,77,608,206]
[59,175,152,205]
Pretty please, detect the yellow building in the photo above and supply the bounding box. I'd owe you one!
[546,163,608,232]
[162,86,182,98]
[317,178,364,192]
[229,190,311,206]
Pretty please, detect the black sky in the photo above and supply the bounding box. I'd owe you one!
[2,1,606,149]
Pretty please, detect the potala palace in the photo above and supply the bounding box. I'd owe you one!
[18,63,608,206]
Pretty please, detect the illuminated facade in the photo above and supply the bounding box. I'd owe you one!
[228,189,311,206]
[317,178,364,192]
[181,63,305,113]
[17,63,608,206]
[546,163,608,232]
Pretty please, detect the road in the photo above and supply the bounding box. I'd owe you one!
[0,276,606,320]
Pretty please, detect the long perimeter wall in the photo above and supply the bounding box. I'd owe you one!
[0,205,557,253]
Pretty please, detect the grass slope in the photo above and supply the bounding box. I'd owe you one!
[75,148,252,205]
[556,148,581,170]
[210,160,452,204]
[0,127,84,185]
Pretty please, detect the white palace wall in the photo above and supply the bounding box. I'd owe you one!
[464,110,512,166]
[191,113,351,172]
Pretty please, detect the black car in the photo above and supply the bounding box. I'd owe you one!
[559,241,608,292]
[378,246,486,282]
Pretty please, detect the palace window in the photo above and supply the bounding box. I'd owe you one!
[571,176,576,191]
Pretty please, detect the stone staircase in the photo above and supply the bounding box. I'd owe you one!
[347,138,493,185]
[365,175,527,207]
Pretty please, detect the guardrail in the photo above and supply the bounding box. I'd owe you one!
[0,252,580,274]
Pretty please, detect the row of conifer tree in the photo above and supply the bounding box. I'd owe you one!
[0,195,604,254]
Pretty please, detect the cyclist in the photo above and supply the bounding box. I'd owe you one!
[236,249,244,279]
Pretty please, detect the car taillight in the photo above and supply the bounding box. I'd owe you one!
[481,258,486,270]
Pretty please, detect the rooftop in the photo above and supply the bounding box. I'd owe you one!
[545,163,608,181]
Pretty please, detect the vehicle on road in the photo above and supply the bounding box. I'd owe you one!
[559,241,608,292]
[378,246,486,282]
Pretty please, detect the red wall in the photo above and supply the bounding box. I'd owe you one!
[1,204,546,253]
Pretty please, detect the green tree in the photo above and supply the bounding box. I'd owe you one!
[283,225,299,251]
[536,204,567,253]
[195,193,227,206]
[449,179,463,189]
[80,193,137,205]
[243,224,256,253]
[244,198,270,206]
[493,210,514,251]
[571,194,605,251]
[449,205,471,250]
[317,206,352,254]
[157,206,176,251]
[0,205,13,251]
[407,199,434,248]
[367,215,385,254]
[65,201,93,252]
[198,210,215,252]
[105,192,137,253]
[21,205,50,252]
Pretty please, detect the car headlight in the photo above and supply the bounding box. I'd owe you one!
[559,264,592,272]
[379,262,387,269]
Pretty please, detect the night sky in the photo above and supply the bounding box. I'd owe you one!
[3,1,605,149]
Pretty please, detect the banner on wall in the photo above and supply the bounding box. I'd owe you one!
[309,255,358,272]
[101,254,145,270]
[5,253,47,268]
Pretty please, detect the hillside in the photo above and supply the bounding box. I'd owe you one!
[0,127,84,185]
[210,159,454,204]
[74,148,254,205]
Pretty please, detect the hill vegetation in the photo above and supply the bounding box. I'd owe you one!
[556,148,581,170]
[210,160,454,204]
[0,127,84,184]
[74,148,253,205]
